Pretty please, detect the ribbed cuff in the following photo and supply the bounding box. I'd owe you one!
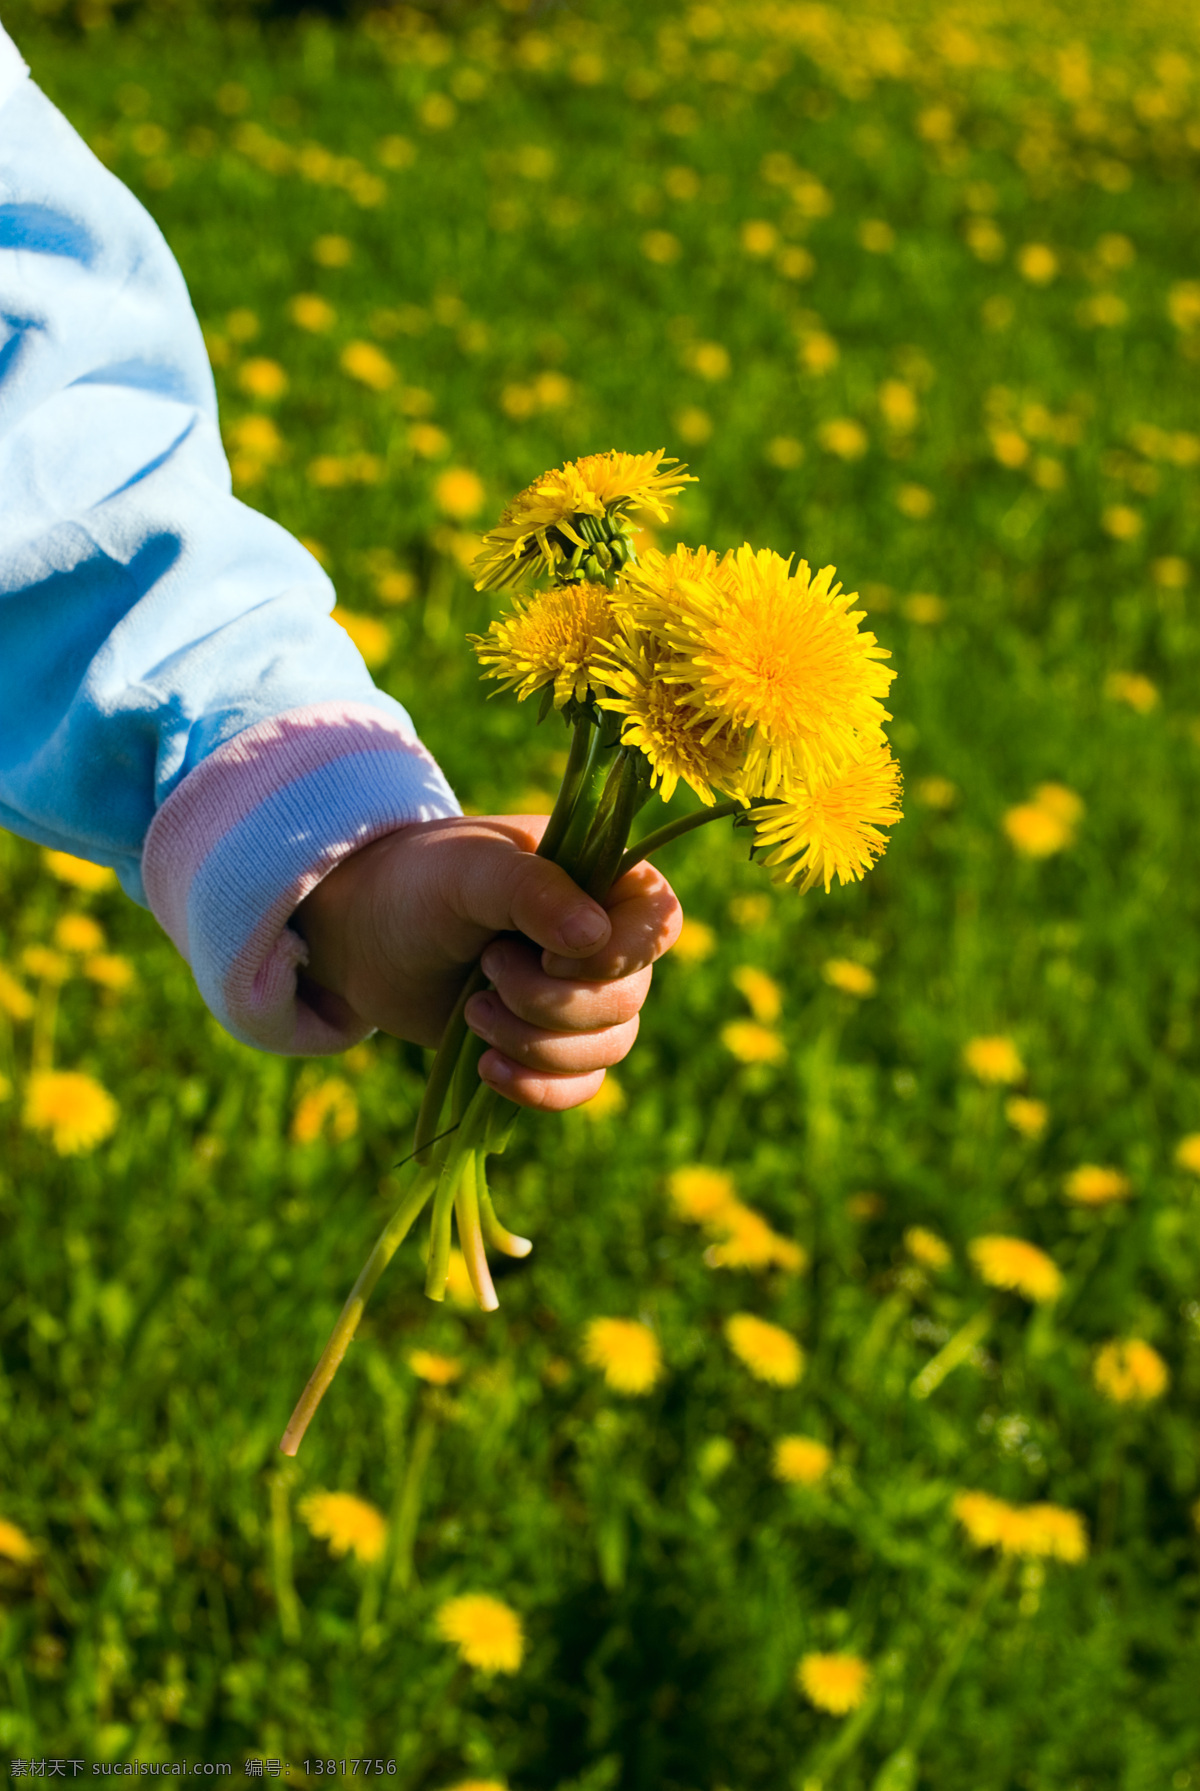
[142,701,460,1054]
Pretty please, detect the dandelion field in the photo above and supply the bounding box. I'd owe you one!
[4,0,1200,1782]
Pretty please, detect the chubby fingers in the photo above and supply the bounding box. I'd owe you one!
[469,991,639,1075]
[540,859,683,981]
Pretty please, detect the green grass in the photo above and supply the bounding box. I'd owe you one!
[3,0,1200,1783]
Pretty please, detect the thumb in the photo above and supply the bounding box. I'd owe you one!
[447,836,612,957]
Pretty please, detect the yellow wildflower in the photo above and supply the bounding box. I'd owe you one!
[472,450,694,591]
[969,1235,1062,1303]
[598,620,748,805]
[435,468,486,521]
[704,1203,806,1273]
[291,1078,358,1146]
[818,418,869,460]
[341,341,395,391]
[953,1490,1086,1562]
[1174,1134,1200,1175]
[1093,1339,1169,1404]
[472,582,618,711]
[22,946,68,982]
[1017,243,1058,284]
[796,1653,871,1714]
[1003,802,1073,858]
[1105,672,1159,714]
[963,1035,1024,1085]
[672,918,717,963]
[1006,1096,1048,1138]
[227,414,285,464]
[299,1491,388,1565]
[0,965,34,1022]
[0,1519,36,1563]
[581,1074,625,1121]
[84,953,136,993]
[750,743,903,892]
[313,233,353,266]
[409,1350,463,1386]
[289,292,335,331]
[1064,1164,1131,1206]
[24,1070,118,1156]
[1102,505,1143,541]
[773,1436,832,1486]
[904,1227,951,1271]
[436,1594,524,1673]
[724,1313,804,1386]
[822,958,876,997]
[668,1165,738,1225]
[732,966,782,1024]
[582,1318,662,1395]
[54,914,105,954]
[42,850,116,891]
[332,608,392,670]
[721,1020,786,1065]
[237,358,288,401]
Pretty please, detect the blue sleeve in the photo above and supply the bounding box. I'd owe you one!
[0,53,458,916]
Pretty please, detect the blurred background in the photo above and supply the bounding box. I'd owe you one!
[2,0,1200,1782]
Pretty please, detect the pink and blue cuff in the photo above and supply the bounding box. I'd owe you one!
[142,701,461,1055]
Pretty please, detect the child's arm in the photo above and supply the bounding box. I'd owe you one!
[0,32,680,1099]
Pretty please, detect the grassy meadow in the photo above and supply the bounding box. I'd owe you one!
[4,0,1200,1781]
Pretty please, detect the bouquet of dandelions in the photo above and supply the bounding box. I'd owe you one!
[280,449,901,1454]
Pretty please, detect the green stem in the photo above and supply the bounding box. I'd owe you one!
[455,1148,499,1311]
[389,1406,437,1597]
[480,1181,532,1258]
[537,708,595,863]
[909,1302,995,1400]
[412,963,488,1165]
[615,798,743,882]
[278,1167,438,1456]
[268,1466,302,1640]
[903,1554,1012,1755]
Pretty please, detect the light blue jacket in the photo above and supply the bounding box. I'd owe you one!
[0,24,459,1051]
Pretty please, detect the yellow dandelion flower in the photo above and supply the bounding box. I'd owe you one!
[904,1227,952,1271]
[1175,1134,1200,1175]
[84,953,136,993]
[818,418,869,460]
[298,1491,388,1565]
[1168,281,1200,332]
[797,1653,871,1715]
[581,1073,625,1121]
[673,917,717,963]
[22,945,68,982]
[436,1594,524,1673]
[291,1078,358,1146]
[1003,802,1073,858]
[1105,672,1159,714]
[1020,1504,1087,1563]
[823,958,876,997]
[409,1350,463,1386]
[903,593,944,624]
[54,914,105,954]
[668,1165,739,1225]
[289,292,336,332]
[471,582,618,711]
[435,468,486,521]
[1102,504,1143,541]
[42,849,116,891]
[799,331,839,374]
[963,1035,1024,1085]
[1017,243,1058,284]
[1093,1338,1169,1404]
[24,1070,118,1156]
[597,621,748,806]
[313,233,353,267]
[773,1436,832,1486]
[897,484,936,520]
[472,451,695,591]
[1064,1164,1131,1206]
[916,776,957,808]
[704,1202,806,1273]
[332,607,392,670]
[409,423,449,458]
[956,1492,1086,1563]
[724,1313,805,1386]
[0,965,34,1022]
[879,379,918,430]
[969,1235,1062,1303]
[341,340,395,392]
[582,1318,663,1395]
[952,1489,1014,1550]
[1006,1096,1048,1138]
[750,743,903,892]
[721,1020,787,1065]
[732,965,782,1024]
[227,414,285,463]
[0,1519,36,1563]
[237,358,288,401]
[1153,557,1190,590]
[1036,783,1085,827]
[729,893,772,927]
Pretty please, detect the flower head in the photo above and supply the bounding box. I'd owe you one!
[732,965,783,1024]
[471,582,618,710]
[823,958,877,997]
[582,1318,663,1395]
[0,1518,36,1563]
[409,1350,463,1386]
[797,1652,871,1714]
[1064,1164,1131,1206]
[724,1313,805,1386]
[436,1594,524,1673]
[953,1490,1086,1563]
[750,743,903,893]
[597,620,748,805]
[54,914,105,954]
[969,1235,1062,1303]
[472,451,694,590]
[904,1227,952,1271]
[773,1436,832,1486]
[1093,1338,1169,1404]
[1176,1134,1200,1175]
[1006,1096,1048,1138]
[721,1020,787,1065]
[291,1079,358,1146]
[668,1165,739,1224]
[704,1202,806,1273]
[23,1070,118,1156]
[0,965,33,1022]
[299,1491,388,1565]
[964,1035,1025,1085]
[43,850,116,891]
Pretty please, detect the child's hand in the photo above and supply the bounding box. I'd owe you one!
[292,814,683,1111]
